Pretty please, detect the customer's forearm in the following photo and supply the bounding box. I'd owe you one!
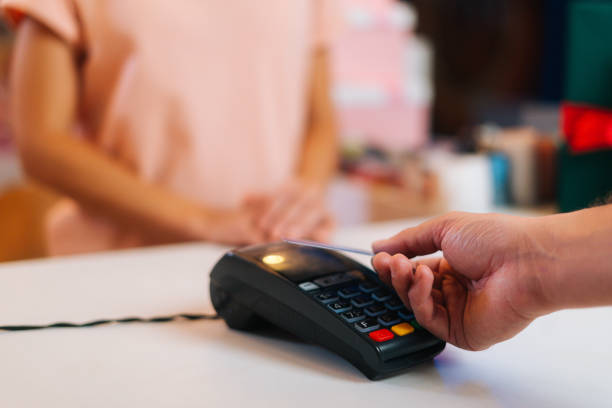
[541,205,612,310]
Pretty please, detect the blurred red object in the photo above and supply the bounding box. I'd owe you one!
[562,102,612,153]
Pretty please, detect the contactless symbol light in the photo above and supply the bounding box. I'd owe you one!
[262,254,285,265]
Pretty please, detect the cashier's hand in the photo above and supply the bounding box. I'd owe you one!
[246,180,335,243]
[201,206,265,246]
[372,212,552,351]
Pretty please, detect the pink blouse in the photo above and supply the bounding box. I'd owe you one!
[2,0,337,254]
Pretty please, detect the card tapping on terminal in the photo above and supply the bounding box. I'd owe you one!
[282,238,374,256]
[209,241,445,380]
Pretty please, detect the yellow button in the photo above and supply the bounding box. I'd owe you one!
[391,323,414,336]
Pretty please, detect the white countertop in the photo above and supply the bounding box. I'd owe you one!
[0,218,610,408]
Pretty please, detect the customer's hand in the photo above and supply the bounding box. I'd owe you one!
[372,212,555,351]
[247,180,335,242]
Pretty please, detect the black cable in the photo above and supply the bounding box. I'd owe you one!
[0,313,220,332]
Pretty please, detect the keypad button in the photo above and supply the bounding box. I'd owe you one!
[354,318,380,333]
[372,290,392,302]
[364,304,387,317]
[369,328,394,342]
[384,298,404,311]
[398,309,415,320]
[391,322,415,336]
[358,281,380,293]
[341,309,366,323]
[328,301,352,314]
[378,313,401,327]
[298,282,319,291]
[315,292,339,304]
[351,295,374,308]
[338,286,361,299]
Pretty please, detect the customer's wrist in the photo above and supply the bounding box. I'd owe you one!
[548,207,612,309]
[518,216,566,317]
[531,207,612,311]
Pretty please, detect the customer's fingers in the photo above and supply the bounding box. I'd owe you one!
[372,213,460,257]
[388,254,415,307]
[372,252,393,287]
[414,257,442,271]
[408,264,449,341]
[413,257,444,289]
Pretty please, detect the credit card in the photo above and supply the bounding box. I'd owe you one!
[283,238,374,256]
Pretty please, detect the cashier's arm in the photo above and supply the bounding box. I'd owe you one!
[9,19,263,245]
[256,49,338,241]
[298,49,338,187]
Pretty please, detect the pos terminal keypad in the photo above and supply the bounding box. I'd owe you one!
[300,270,421,343]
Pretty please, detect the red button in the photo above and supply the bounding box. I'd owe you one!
[368,329,394,342]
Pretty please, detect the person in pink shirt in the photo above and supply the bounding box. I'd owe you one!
[3,0,339,255]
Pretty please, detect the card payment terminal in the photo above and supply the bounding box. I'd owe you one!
[209,242,445,380]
